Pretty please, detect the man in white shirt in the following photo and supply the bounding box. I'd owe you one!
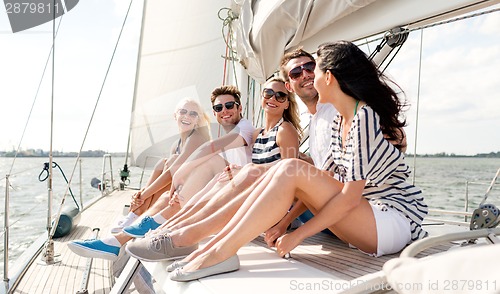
[68,85,256,260]
[264,48,337,239]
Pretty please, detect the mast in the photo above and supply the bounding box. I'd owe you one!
[40,0,60,265]
[121,0,148,187]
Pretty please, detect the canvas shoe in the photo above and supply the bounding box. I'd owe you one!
[122,216,161,238]
[125,234,198,262]
[166,260,189,272]
[67,239,120,261]
[110,214,138,234]
[169,255,240,282]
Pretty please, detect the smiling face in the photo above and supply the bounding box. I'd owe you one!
[174,101,200,133]
[212,94,242,127]
[261,81,289,116]
[284,56,318,104]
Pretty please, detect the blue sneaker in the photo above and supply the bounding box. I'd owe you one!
[123,216,161,238]
[67,239,120,261]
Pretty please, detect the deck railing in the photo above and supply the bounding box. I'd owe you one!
[426,167,500,226]
[1,154,119,292]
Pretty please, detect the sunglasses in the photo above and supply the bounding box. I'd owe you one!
[177,108,199,118]
[212,101,239,112]
[262,88,288,103]
[288,61,316,80]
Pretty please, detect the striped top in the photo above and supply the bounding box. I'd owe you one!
[322,105,428,242]
[252,118,284,164]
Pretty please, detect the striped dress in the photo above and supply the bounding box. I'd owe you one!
[322,105,428,242]
[252,118,284,164]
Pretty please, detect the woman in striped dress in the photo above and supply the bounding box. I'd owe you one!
[170,41,428,281]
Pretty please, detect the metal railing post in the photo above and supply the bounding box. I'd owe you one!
[108,156,115,191]
[101,154,115,195]
[4,175,10,284]
[79,158,84,210]
[465,180,469,223]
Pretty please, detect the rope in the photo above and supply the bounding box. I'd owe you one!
[48,0,135,239]
[218,7,240,88]
[216,7,244,187]
[218,8,238,54]
[412,29,424,185]
[480,168,500,206]
[356,7,500,47]
[6,17,64,176]
[1,200,45,233]
[38,161,79,210]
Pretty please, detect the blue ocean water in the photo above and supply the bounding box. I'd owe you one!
[0,156,499,276]
[0,156,148,276]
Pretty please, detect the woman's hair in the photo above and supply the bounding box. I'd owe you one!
[264,77,302,138]
[316,41,407,149]
[175,97,211,131]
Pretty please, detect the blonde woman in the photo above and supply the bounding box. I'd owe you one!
[68,97,210,260]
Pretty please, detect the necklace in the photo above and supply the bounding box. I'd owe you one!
[338,100,360,150]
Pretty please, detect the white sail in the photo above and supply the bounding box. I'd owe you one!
[129,0,499,166]
[129,0,232,167]
[234,0,500,83]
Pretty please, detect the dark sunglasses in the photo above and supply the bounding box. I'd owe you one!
[288,61,316,80]
[177,108,199,118]
[212,101,239,112]
[262,88,288,103]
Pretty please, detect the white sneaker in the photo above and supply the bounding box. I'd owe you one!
[110,214,137,233]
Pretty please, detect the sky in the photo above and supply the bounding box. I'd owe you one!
[0,1,499,155]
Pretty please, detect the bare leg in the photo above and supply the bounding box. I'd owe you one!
[131,186,168,215]
[176,155,227,206]
[170,187,257,248]
[178,163,281,263]
[167,164,272,247]
[114,231,134,245]
[181,159,377,273]
[155,163,268,233]
[169,164,271,234]
[130,156,177,214]
[158,175,222,229]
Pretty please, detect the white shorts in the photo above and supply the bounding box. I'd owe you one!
[371,203,411,257]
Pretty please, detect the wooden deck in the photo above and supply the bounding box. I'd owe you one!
[10,190,131,294]
[8,189,462,294]
[140,227,457,294]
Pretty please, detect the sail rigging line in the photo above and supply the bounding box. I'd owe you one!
[6,17,64,177]
[48,0,136,241]
[0,198,46,236]
[479,168,500,206]
[411,29,424,185]
[216,7,245,187]
[379,43,405,74]
[219,7,240,89]
[356,7,500,48]
[218,7,238,54]
[42,0,58,264]
[124,0,147,175]
[38,162,80,210]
